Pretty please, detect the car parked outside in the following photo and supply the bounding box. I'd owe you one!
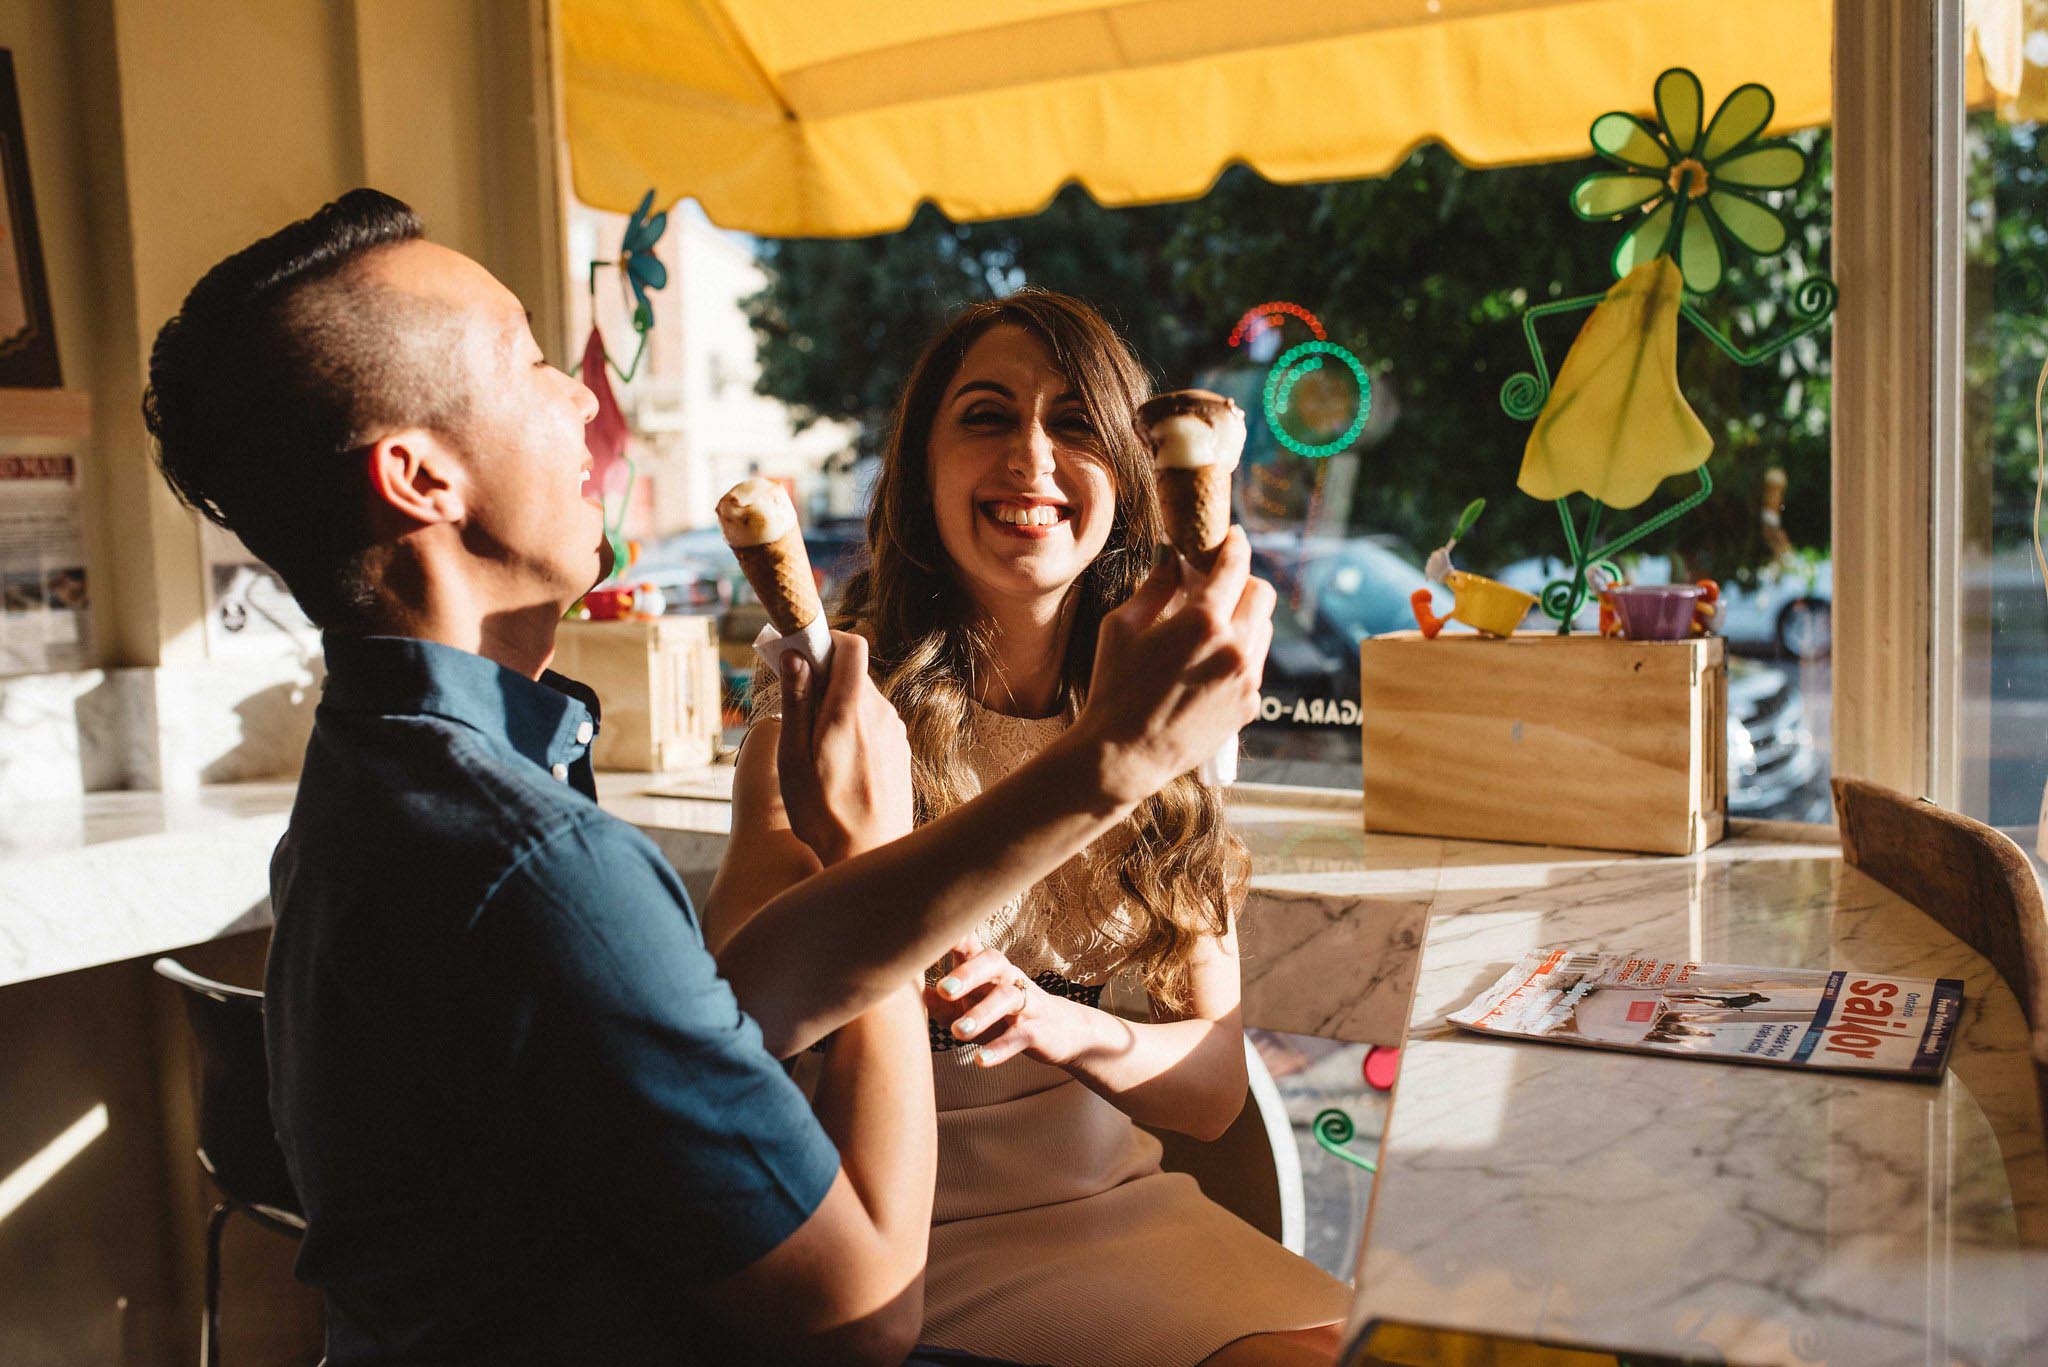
[630,525,732,614]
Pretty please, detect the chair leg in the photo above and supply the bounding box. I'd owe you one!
[203,1202,231,1367]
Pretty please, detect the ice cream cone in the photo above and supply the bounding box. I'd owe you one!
[1136,390,1247,788]
[732,530,823,636]
[1158,463,1232,573]
[1136,389,1244,575]
[718,478,825,637]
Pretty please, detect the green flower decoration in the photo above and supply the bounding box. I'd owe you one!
[1569,68,1806,295]
[618,188,669,332]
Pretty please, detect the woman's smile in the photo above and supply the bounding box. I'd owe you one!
[979,497,1074,540]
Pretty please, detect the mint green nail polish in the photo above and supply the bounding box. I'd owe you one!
[939,976,962,996]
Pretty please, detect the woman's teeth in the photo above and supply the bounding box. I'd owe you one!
[991,504,1062,526]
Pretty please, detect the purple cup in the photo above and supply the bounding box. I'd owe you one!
[1606,584,1703,641]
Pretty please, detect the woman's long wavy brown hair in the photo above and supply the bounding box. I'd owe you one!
[833,289,1248,1012]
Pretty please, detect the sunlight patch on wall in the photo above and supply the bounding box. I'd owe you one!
[0,1103,109,1223]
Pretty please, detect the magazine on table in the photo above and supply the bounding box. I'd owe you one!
[1448,948,1963,1077]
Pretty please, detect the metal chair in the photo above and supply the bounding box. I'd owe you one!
[1831,778,2048,1142]
[153,958,306,1367]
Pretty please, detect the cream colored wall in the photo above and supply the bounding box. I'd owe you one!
[108,0,360,667]
[0,0,565,672]
[354,1,566,351]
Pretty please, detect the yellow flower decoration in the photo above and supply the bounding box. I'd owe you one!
[1517,256,1711,511]
[1570,68,1806,295]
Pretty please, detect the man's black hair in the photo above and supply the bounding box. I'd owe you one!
[143,188,468,628]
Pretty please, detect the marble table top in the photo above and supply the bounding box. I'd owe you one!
[0,774,740,988]
[1344,822,2048,1367]
[0,782,299,986]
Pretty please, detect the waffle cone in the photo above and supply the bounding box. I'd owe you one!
[1158,464,1231,572]
[733,530,824,636]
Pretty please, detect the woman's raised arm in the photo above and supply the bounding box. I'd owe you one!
[701,719,818,954]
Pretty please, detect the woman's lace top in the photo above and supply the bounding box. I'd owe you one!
[950,703,1140,986]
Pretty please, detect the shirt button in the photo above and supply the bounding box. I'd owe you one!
[575,721,594,745]
[550,762,569,782]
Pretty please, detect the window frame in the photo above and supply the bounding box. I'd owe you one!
[1824,0,1957,805]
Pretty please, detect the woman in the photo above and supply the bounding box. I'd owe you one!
[706,291,1348,1366]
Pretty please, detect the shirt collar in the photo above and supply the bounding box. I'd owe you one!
[320,634,602,786]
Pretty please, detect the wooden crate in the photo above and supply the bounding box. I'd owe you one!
[1360,631,1728,855]
[551,615,723,771]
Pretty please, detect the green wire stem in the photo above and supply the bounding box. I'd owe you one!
[569,259,652,385]
[1312,1108,1378,1173]
[1681,275,1840,366]
[1497,272,1836,629]
[1498,292,1610,423]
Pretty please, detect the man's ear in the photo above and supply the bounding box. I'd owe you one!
[364,429,464,527]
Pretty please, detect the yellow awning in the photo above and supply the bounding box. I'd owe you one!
[561,0,1835,237]
[561,1,2031,239]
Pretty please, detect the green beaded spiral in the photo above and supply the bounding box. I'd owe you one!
[1312,1108,1378,1173]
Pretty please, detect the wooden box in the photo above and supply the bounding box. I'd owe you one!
[1360,631,1728,855]
[551,615,723,771]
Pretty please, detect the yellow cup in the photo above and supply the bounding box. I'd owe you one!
[1411,569,1539,639]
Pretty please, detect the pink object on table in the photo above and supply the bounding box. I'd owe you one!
[1606,584,1705,641]
[1363,1045,1401,1092]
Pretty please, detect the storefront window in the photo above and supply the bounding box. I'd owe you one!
[599,116,1834,816]
[1960,22,2048,840]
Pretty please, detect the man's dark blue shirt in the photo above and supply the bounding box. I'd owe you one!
[266,635,839,1365]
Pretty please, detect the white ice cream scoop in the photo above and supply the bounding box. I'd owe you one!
[715,476,798,548]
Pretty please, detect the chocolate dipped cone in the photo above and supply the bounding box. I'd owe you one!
[1135,390,1246,787]
[1136,389,1244,575]
[717,477,824,637]
[1158,463,1232,573]
[732,529,823,637]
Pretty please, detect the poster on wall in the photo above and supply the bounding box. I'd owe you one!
[201,520,318,659]
[0,50,60,388]
[0,451,88,675]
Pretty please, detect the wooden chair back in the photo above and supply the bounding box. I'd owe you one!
[1832,778,2048,1141]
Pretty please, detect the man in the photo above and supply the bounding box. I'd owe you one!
[143,190,1273,1365]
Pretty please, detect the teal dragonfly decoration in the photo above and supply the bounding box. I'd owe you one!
[1499,69,1837,630]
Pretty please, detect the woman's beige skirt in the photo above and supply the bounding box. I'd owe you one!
[916,1049,1350,1367]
